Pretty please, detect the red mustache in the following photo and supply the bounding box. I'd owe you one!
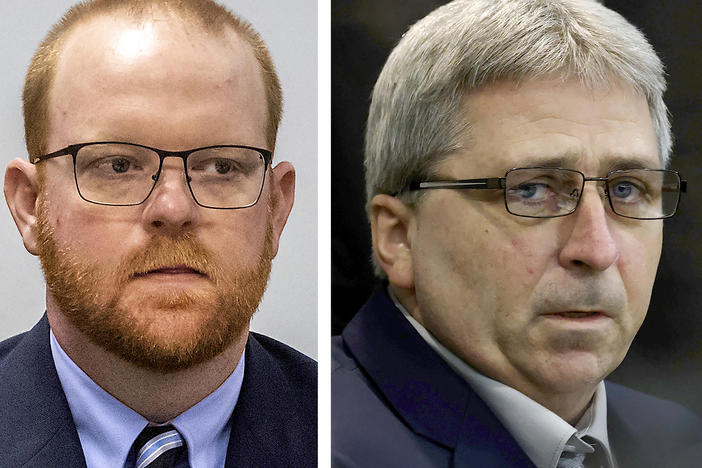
[117,235,220,283]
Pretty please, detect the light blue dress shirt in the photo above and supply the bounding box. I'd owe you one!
[50,329,245,468]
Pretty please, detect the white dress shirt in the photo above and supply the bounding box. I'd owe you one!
[389,288,616,468]
[50,329,244,468]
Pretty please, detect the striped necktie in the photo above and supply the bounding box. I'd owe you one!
[132,425,187,468]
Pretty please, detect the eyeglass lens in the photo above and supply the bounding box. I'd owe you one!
[74,143,266,208]
[504,168,680,219]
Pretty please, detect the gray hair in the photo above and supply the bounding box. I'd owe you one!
[364,0,670,212]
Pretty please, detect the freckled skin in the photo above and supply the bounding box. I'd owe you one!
[400,78,662,422]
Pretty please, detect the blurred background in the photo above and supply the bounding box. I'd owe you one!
[332,0,702,414]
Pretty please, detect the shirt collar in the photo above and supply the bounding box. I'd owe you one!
[389,287,615,468]
[172,348,244,468]
[50,328,244,468]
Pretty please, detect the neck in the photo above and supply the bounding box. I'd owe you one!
[47,303,247,423]
[390,283,596,426]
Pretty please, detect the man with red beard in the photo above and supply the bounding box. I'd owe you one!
[0,1,315,467]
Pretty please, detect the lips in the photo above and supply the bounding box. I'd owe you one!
[133,265,205,277]
[542,310,610,322]
[555,311,601,318]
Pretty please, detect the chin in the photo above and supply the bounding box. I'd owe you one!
[540,349,619,391]
[100,294,253,373]
[139,307,227,343]
[56,287,259,373]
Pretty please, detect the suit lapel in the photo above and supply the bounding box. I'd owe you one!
[343,289,534,467]
[0,314,86,467]
[453,395,536,467]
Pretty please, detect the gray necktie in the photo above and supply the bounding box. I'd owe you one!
[557,451,586,468]
[558,436,608,468]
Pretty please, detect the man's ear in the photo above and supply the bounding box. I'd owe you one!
[268,161,295,256]
[370,194,415,289]
[4,158,41,256]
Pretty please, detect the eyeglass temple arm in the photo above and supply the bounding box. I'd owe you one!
[407,177,506,191]
[660,180,687,193]
[31,146,75,164]
[409,176,687,193]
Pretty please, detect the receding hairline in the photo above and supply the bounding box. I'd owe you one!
[53,8,265,91]
[24,0,283,160]
[60,1,240,35]
[49,11,267,139]
[52,5,264,92]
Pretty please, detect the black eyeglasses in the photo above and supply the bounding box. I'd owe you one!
[32,141,272,209]
[403,167,687,219]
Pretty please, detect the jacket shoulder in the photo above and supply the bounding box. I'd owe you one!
[249,332,316,389]
[246,332,317,426]
[229,333,316,467]
[0,318,86,467]
[606,380,702,464]
[332,336,449,468]
[0,331,28,363]
[606,380,702,432]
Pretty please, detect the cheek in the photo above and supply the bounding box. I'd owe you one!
[44,182,132,240]
[415,220,548,314]
[616,228,662,308]
[50,210,137,267]
[200,210,270,268]
[507,237,536,275]
[500,234,552,289]
[42,187,111,252]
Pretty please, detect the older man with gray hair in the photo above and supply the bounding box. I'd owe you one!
[332,0,702,466]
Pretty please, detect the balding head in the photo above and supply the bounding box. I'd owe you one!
[24,0,282,160]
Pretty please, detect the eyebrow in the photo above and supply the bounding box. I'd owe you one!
[513,152,660,172]
[601,154,661,171]
[516,155,576,168]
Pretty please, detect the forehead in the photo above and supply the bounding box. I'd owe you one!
[47,11,267,148]
[450,78,659,174]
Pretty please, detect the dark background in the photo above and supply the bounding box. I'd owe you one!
[332,1,702,415]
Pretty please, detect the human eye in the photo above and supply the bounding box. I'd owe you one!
[514,182,549,200]
[504,168,583,216]
[100,156,136,174]
[80,152,146,178]
[609,178,647,203]
[190,147,264,179]
[213,158,241,175]
[507,179,557,204]
[191,157,246,177]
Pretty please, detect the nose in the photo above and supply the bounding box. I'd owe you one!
[558,186,619,271]
[141,159,199,234]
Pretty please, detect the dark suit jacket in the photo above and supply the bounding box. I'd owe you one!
[332,289,702,467]
[0,314,316,468]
